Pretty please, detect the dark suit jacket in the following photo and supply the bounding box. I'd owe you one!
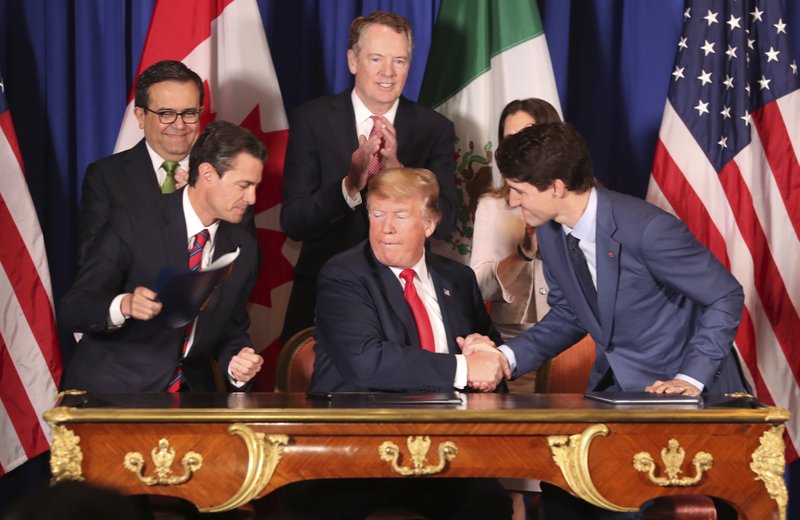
[78,139,161,266]
[60,189,259,392]
[507,188,747,393]
[310,241,502,392]
[279,90,457,341]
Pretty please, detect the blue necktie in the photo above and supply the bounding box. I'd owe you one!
[566,233,599,317]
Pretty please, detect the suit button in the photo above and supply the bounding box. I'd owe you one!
[538,287,548,295]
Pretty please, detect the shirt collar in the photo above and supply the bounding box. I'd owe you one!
[144,141,189,174]
[388,251,428,284]
[351,89,399,126]
[562,187,597,243]
[182,188,219,243]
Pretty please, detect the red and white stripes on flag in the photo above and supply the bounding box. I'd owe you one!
[647,0,800,460]
[114,0,293,389]
[0,72,62,475]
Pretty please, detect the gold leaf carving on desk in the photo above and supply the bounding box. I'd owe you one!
[378,435,458,476]
[50,425,84,483]
[750,425,787,520]
[202,424,289,513]
[548,424,636,512]
[633,438,713,486]
[123,438,203,486]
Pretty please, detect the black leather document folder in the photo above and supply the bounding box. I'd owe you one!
[584,391,701,405]
[307,392,463,406]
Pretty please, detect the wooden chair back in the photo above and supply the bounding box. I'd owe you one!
[275,327,316,392]
[534,335,596,393]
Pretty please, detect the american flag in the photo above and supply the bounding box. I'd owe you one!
[0,69,62,475]
[647,0,800,459]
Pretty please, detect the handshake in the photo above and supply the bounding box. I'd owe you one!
[457,334,512,392]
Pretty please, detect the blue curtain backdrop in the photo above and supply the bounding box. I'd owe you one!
[1,0,798,514]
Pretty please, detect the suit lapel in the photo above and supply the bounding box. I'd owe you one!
[427,256,458,354]
[127,139,162,200]
[394,97,412,160]
[193,221,237,330]
[594,189,620,347]
[328,90,359,160]
[368,246,420,347]
[547,221,602,334]
[161,190,189,270]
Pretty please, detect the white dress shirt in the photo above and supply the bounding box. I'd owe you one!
[144,141,189,191]
[389,253,468,389]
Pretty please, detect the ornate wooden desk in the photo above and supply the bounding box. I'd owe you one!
[45,392,789,519]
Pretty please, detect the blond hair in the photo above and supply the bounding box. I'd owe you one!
[367,168,440,221]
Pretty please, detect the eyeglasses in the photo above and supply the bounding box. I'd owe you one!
[141,107,202,124]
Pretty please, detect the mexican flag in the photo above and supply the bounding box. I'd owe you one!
[419,0,561,261]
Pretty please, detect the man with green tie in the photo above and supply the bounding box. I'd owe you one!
[77,60,203,265]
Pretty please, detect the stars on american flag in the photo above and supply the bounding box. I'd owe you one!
[666,0,800,171]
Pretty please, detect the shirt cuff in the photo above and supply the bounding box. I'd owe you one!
[454,354,468,389]
[675,373,704,392]
[342,178,362,208]
[108,293,128,328]
[228,366,246,388]
[498,345,517,376]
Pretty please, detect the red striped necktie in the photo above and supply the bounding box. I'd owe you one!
[399,269,435,352]
[167,229,210,393]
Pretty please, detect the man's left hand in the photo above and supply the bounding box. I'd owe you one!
[645,379,700,396]
[229,347,264,383]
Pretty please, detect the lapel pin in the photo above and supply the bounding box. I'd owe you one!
[443,289,451,296]
[608,251,615,258]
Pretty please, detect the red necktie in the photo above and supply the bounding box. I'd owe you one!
[399,269,435,352]
[167,229,210,393]
[366,115,382,178]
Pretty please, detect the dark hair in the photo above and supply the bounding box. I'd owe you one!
[6,481,146,520]
[349,11,413,56]
[188,121,267,185]
[497,98,561,143]
[134,60,204,109]
[495,122,595,193]
[490,98,561,200]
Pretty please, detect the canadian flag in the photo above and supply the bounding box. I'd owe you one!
[115,0,296,388]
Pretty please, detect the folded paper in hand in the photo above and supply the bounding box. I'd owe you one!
[153,248,240,328]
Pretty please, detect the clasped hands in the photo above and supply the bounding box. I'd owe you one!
[457,333,512,392]
[345,115,402,197]
[120,286,264,384]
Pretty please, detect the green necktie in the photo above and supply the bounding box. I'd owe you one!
[161,160,179,194]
